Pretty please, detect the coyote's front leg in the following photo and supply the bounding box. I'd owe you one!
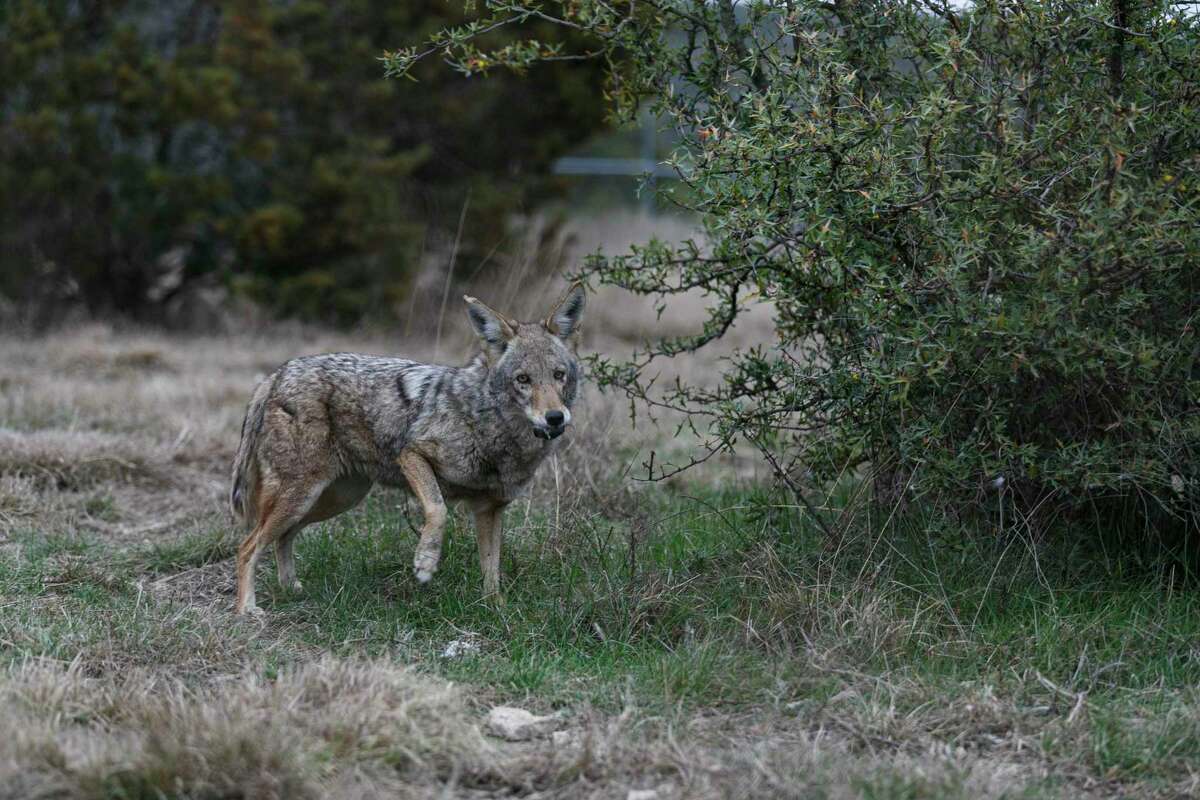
[399,450,447,583]
[473,502,507,598]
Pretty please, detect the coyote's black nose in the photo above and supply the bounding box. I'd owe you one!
[545,410,565,427]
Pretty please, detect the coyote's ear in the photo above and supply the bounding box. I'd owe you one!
[464,295,516,350]
[544,282,586,340]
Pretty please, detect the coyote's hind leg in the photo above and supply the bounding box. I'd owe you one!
[275,527,303,593]
[236,477,329,615]
[398,450,447,583]
[273,475,373,593]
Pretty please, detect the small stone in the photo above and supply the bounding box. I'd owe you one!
[485,706,561,741]
[441,635,480,658]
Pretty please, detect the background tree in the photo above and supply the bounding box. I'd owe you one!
[391,0,1200,548]
[0,0,605,324]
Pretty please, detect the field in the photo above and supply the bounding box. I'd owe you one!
[2,229,1199,799]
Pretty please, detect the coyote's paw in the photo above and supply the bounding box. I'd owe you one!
[284,579,304,593]
[414,550,440,584]
[236,602,265,617]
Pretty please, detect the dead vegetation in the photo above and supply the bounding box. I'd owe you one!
[0,429,172,491]
[0,658,493,799]
[0,657,1097,800]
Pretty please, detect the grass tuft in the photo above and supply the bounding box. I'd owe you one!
[0,658,494,799]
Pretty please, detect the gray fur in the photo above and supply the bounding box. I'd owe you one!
[235,345,578,501]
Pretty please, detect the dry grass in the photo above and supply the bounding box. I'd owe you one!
[0,659,1081,800]
[0,658,495,799]
[0,429,172,490]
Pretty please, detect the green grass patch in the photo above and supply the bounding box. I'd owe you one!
[250,490,809,711]
[0,528,284,677]
[228,486,1200,722]
[128,526,236,576]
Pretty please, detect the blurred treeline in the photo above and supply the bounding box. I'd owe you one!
[0,0,606,327]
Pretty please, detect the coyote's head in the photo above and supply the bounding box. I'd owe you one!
[464,284,586,441]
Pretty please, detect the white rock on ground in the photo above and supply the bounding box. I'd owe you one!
[441,635,480,658]
[484,706,562,741]
[627,790,660,800]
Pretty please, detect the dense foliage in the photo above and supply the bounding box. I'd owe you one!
[393,1,1200,538]
[0,0,604,323]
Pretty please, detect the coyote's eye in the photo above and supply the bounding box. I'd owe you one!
[553,369,566,381]
[516,374,531,385]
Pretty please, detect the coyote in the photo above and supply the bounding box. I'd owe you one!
[228,284,586,615]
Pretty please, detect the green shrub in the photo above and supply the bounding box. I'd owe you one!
[394,1,1200,541]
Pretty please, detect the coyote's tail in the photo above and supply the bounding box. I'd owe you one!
[230,379,271,526]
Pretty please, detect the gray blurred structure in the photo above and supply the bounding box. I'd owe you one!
[551,111,672,213]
